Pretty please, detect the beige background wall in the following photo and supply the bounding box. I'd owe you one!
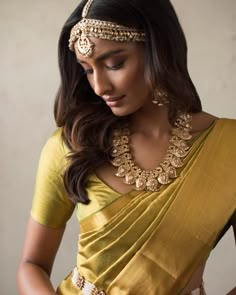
[1,0,235,294]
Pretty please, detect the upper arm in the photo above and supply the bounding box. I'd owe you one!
[30,129,75,229]
[21,129,75,275]
[20,216,65,276]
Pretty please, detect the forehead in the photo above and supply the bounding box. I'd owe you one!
[74,37,143,63]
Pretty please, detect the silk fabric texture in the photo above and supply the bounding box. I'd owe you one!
[31,119,236,295]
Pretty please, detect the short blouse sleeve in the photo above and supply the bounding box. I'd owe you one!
[30,128,75,228]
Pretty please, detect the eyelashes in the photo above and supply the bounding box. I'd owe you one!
[82,61,125,75]
[83,69,93,75]
[106,61,124,70]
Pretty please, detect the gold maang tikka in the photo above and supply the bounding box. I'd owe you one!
[68,0,146,57]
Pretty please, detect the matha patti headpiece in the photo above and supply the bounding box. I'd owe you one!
[68,0,146,57]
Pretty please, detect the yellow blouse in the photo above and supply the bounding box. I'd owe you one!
[30,128,124,228]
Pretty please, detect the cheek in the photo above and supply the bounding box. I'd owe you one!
[126,71,149,98]
[112,65,147,94]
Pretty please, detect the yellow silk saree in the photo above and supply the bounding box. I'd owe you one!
[57,119,236,295]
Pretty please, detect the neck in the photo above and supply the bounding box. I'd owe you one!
[129,104,171,137]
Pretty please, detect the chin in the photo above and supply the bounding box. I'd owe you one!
[110,104,143,117]
[110,107,134,117]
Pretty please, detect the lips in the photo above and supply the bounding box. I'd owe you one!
[103,95,125,103]
[103,95,125,107]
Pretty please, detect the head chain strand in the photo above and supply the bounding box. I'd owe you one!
[68,0,146,57]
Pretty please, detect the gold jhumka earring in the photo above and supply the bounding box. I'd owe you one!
[68,0,146,58]
[152,89,170,106]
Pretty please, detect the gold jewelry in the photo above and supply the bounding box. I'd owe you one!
[72,267,106,295]
[152,89,170,106]
[68,0,146,57]
[111,113,192,192]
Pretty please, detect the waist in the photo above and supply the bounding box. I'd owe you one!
[71,267,206,295]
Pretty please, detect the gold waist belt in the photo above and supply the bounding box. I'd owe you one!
[71,267,206,295]
[72,267,106,295]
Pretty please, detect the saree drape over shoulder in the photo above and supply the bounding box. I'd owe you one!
[31,119,236,295]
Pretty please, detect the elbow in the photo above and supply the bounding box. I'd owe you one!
[16,260,53,295]
[17,261,26,294]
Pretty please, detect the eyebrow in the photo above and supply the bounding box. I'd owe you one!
[77,49,126,64]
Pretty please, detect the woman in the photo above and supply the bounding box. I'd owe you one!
[17,0,236,294]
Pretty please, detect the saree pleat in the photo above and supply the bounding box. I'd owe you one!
[57,119,236,295]
[79,191,166,282]
[75,127,212,291]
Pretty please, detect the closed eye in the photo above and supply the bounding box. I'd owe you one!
[83,68,93,75]
[106,61,124,71]
[82,61,125,76]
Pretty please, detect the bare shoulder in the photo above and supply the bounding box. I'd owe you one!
[191,111,219,137]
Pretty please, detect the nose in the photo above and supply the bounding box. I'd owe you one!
[92,70,112,97]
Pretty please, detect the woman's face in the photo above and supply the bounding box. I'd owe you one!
[74,37,152,116]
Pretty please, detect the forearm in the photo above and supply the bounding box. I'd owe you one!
[17,262,57,295]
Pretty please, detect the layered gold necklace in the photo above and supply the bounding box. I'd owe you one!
[111,113,192,192]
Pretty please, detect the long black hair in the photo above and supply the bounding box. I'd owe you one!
[54,0,202,204]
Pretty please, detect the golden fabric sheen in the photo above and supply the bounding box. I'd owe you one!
[30,129,75,228]
[30,120,236,294]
